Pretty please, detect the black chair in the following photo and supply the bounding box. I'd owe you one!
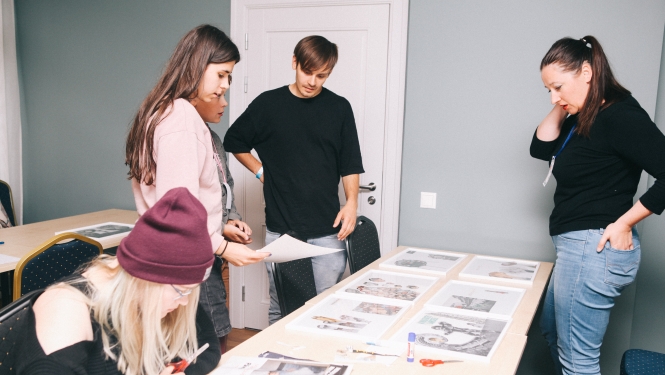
[271,258,318,318]
[0,179,16,227]
[0,289,43,374]
[346,215,381,274]
[13,233,102,300]
[621,349,665,375]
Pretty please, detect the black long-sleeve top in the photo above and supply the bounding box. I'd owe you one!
[530,95,665,236]
[12,291,220,375]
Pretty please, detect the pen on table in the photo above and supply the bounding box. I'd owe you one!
[0,241,4,245]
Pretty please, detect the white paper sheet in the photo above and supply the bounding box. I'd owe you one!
[0,253,19,265]
[258,234,344,263]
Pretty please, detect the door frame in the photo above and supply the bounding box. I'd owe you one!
[228,0,409,328]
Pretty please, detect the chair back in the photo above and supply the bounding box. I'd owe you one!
[0,289,43,374]
[0,180,16,227]
[13,233,102,300]
[346,215,381,274]
[272,258,318,318]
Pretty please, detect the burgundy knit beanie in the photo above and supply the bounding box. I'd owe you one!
[117,187,214,284]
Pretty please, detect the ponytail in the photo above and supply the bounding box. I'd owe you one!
[541,36,630,137]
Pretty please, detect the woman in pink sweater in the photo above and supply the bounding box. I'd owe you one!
[125,24,269,351]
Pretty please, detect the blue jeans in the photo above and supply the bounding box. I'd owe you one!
[265,229,347,325]
[540,228,641,375]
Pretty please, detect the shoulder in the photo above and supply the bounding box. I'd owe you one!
[32,285,93,355]
[155,98,205,136]
[599,95,654,134]
[252,86,288,104]
[319,88,353,111]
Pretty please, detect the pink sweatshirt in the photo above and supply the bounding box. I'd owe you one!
[132,98,224,252]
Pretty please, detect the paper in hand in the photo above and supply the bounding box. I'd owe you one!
[258,234,344,263]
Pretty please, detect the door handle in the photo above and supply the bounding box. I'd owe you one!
[360,183,376,191]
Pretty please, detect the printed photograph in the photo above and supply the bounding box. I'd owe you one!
[216,357,349,375]
[337,269,438,304]
[425,280,525,317]
[379,248,467,275]
[459,256,540,285]
[57,222,134,239]
[389,308,511,362]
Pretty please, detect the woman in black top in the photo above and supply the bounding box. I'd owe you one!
[531,36,665,375]
[12,188,220,375]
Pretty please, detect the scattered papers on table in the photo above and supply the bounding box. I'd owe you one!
[425,280,525,317]
[56,222,133,240]
[379,248,467,275]
[212,356,351,375]
[334,341,404,366]
[286,294,411,341]
[336,269,438,305]
[459,256,540,285]
[258,234,344,263]
[389,308,511,363]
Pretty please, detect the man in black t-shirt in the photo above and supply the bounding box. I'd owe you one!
[224,35,364,324]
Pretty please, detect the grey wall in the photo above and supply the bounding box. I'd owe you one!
[15,0,232,223]
[399,1,665,374]
[14,1,665,374]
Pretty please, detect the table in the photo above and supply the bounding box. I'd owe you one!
[0,209,138,304]
[219,246,553,375]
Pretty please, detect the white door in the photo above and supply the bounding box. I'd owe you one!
[229,0,409,330]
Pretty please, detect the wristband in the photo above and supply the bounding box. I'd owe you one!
[255,166,264,179]
[219,240,230,258]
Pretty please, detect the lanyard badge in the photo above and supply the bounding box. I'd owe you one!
[542,124,576,187]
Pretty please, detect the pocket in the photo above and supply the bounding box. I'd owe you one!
[604,246,640,288]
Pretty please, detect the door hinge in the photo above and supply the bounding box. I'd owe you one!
[242,285,245,302]
[244,76,248,93]
[245,33,248,50]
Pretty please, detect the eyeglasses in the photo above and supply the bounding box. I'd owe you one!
[171,284,193,300]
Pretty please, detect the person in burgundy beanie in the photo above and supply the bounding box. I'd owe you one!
[9,187,220,375]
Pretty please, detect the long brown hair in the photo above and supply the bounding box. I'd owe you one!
[126,25,240,185]
[540,35,630,137]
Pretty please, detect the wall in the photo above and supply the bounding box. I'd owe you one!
[15,0,232,223]
[399,1,665,374]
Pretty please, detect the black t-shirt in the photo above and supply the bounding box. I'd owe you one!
[224,86,364,237]
[530,95,665,236]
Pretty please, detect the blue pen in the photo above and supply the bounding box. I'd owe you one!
[0,241,4,245]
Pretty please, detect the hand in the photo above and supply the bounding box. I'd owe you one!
[217,241,270,266]
[160,365,183,375]
[228,219,253,235]
[223,223,252,244]
[597,222,634,252]
[333,202,357,240]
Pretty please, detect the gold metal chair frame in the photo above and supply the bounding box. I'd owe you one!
[13,233,102,300]
[0,179,16,226]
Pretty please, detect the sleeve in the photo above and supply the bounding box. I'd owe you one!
[185,305,222,375]
[223,99,261,154]
[223,149,242,222]
[607,106,665,215]
[529,129,558,161]
[338,100,365,176]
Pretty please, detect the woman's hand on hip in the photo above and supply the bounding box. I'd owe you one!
[597,222,633,252]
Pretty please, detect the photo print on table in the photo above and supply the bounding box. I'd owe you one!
[56,222,134,239]
[379,248,467,276]
[285,294,411,341]
[336,269,438,305]
[459,256,540,285]
[389,308,511,362]
[425,280,526,317]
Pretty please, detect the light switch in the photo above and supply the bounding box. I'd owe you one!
[420,192,436,209]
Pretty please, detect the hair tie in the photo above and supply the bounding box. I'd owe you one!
[581,38,591,49]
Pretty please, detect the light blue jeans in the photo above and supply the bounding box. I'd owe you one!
[541,228,641,375]
[265,229,347,325]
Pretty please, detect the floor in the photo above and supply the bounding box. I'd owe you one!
[227,327,261,351]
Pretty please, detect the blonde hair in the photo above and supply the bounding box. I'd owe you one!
[52,255,200,375]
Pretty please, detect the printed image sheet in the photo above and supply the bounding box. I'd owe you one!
[425,280,525,317]
[336,269,438,305]
[379,248,467,276]
[389,308,511,362]
[285,294,411,341]
[459,256,540,285]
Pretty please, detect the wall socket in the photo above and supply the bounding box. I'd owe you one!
[420,192,436,209]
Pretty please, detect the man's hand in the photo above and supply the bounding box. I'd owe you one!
[225,220,253,244]
[216,241,270,266]
[334,202,357,240]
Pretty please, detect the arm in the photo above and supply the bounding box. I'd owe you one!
[233,153,264,183]
[536,104,568,141]
[334,174,359,240]
[184,305,221,375]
